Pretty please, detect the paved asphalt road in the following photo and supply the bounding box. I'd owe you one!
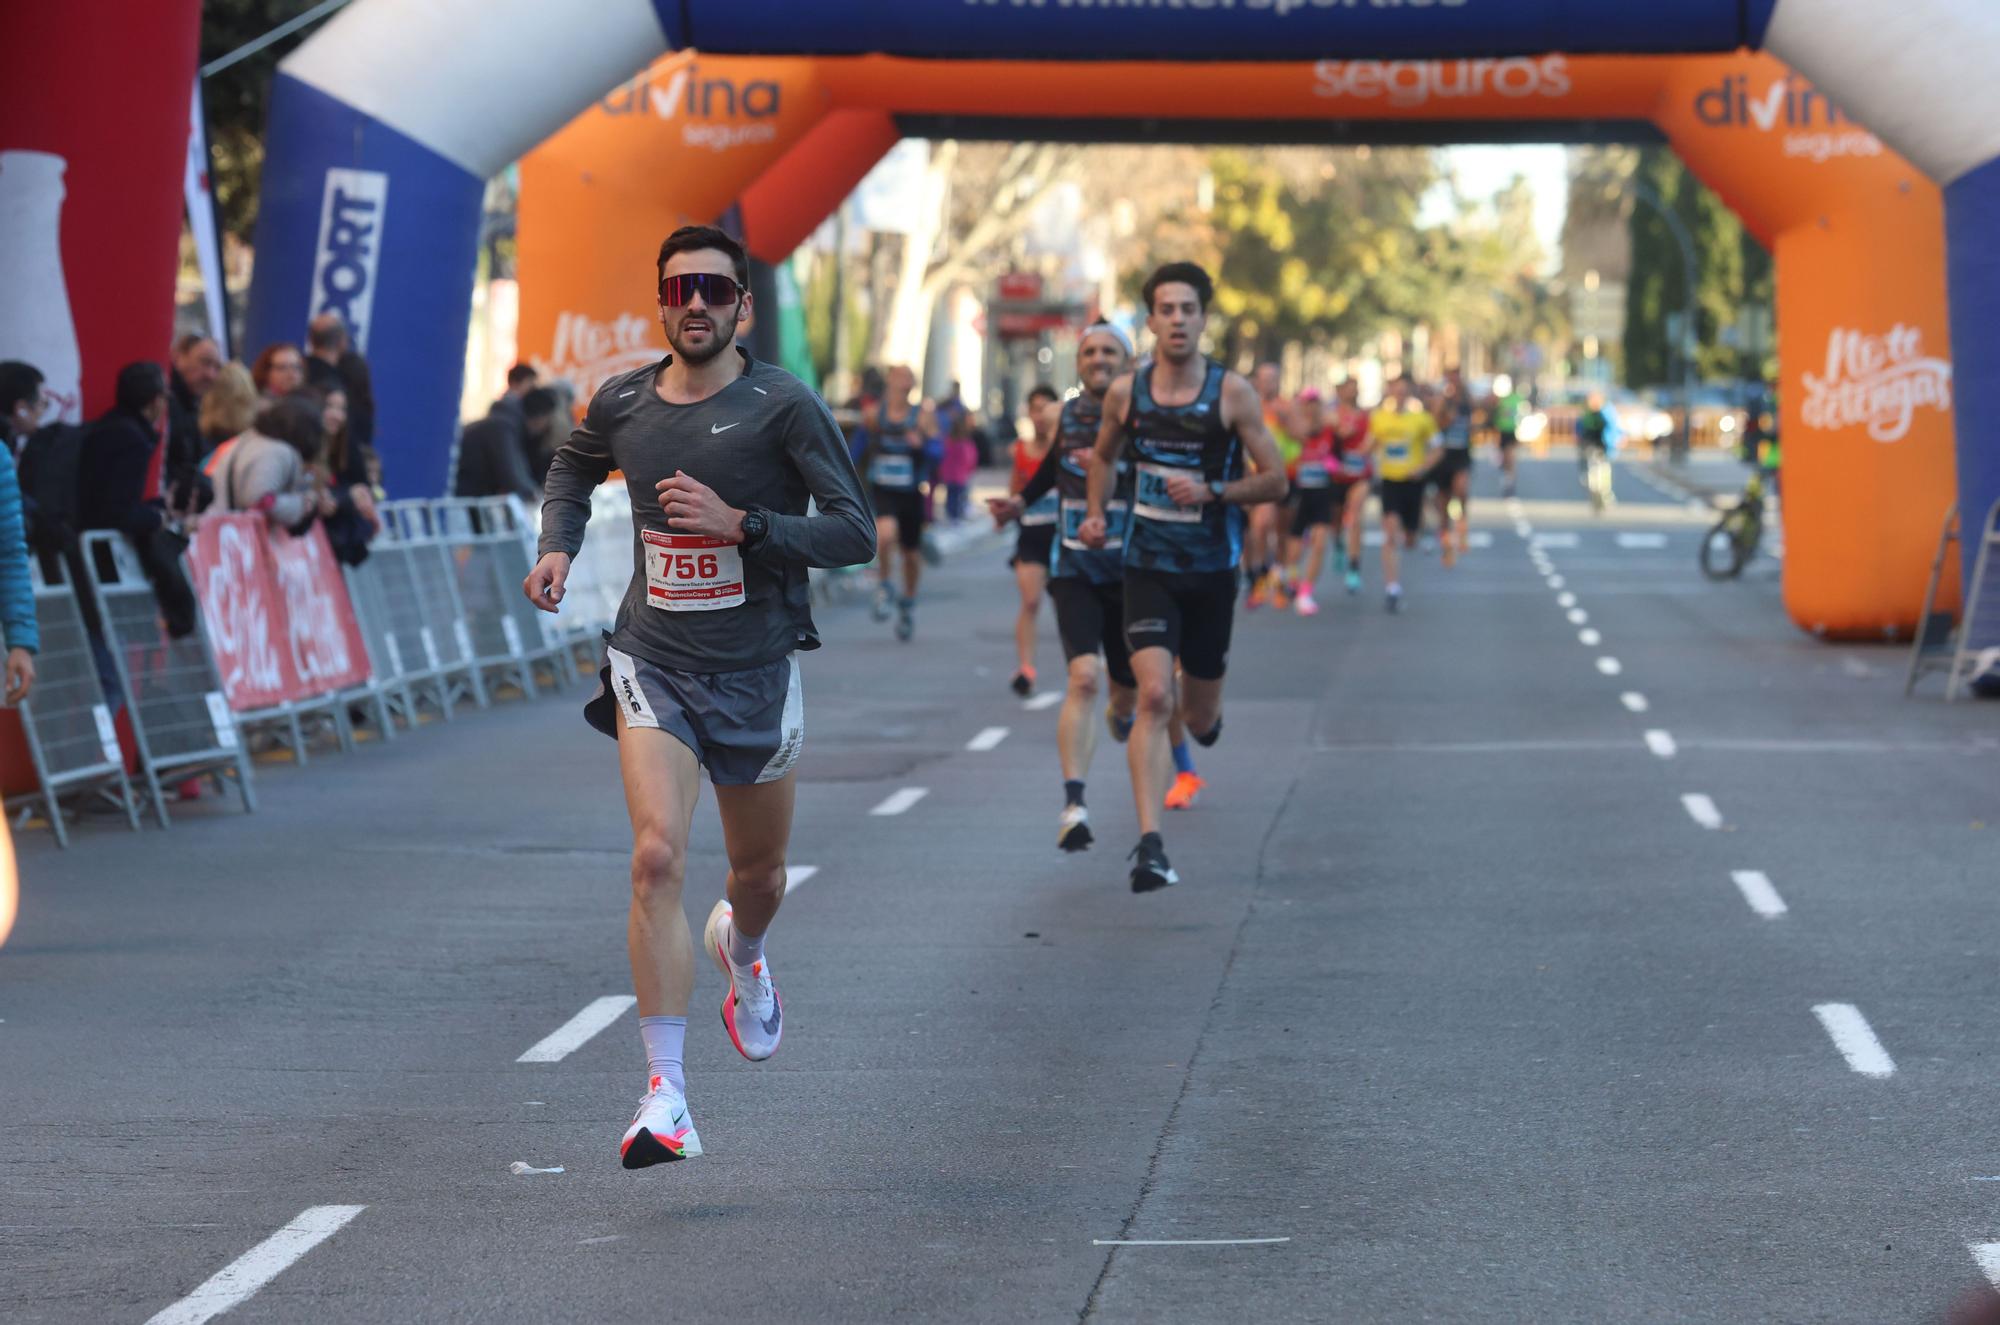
[4,455,1999,1323]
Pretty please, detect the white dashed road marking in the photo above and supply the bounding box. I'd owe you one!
[518,995,636,1063]
[1548,575,1566,589]
[1579,629,1602,646]
[1730,870,1787,918]
[1644,729,1677,759]
[145,1205,366,1325]
[1532,532,1580,549]
[871,787,929,816]
[1595,657,1622,676]
[1567,608,1589,625]
[1681,793,1723,829]
[1616,532,1670,549]
[966,726,1010,751]
[1621,692,1649,713]
[1023,691,1062,711]
[1812,1003,1896,1078]
[784,865,818,893]
[1557,592,1577,608]
[1092,1237,1293,1247]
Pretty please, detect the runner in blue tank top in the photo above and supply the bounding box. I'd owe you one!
[1078,262,1288,893]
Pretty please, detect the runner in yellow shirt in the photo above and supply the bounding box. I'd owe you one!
[1369,373,1438,614]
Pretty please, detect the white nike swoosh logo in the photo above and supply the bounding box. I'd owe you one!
[711,422,741,434]
[619,389,637,398]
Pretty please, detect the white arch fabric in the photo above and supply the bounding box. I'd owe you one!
[1766,0,2000,185]
[280,0,668,177]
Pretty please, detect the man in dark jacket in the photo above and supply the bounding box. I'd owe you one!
[455,387,555,502]
[78,363,169,539]
[166,332,221,515]
[307,312,377,456]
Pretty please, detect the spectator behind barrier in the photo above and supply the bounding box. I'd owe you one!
[251,343,305,399]
[78,362,199,637]
[200,362,257,451]
[526,381,572,487]
[0,362,43,701]
[165,332,221,517]
[314,386,379,566]
[455,386,555,503]
[305,311,377,456]
[214,395,330,535]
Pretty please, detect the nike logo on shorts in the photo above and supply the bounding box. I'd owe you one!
[711,422,742,434]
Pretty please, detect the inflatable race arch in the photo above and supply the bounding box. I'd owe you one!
[6,0,1999,639]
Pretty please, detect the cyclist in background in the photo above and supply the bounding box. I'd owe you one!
[1576,389,1621,514]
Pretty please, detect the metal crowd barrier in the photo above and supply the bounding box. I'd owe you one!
[429,498,574,700]
[8,558,142,846]
[1906,503,1961,698]
[1946,498,2000,702]
[362,504,483,720]
[80,531,255,824]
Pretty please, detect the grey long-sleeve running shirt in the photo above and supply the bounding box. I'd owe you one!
[539,350,876,674]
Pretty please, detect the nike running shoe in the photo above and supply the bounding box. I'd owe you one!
[1265,571,1291,612]
[703,899,783,1062]
[1386,584,1403,614]
[1294,585,1319,617]
[1164,770,1206,810]
[621,1077,703,1169]
[1107,705,1135,744]
[895,597,915,642]
[1246,574,1268,610]
[1332,545,1348,575]
[1010,668,1036,697]
[1127,832,1178,893]
[1058,803,1093,852]
[1344,568,1362,595]
[871,583,893,623]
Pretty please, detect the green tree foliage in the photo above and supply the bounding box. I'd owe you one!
[200,0,332,242]
[1624,146,1774,387]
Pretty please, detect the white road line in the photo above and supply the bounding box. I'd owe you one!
[517,995,636,1063]
[145,1205,366,1325]
[1969,1242,2000,1290]
[1595,656,1622,676]
[1617,532,1670,549]
[1644,729,1678,759]
[784,865,818,893]
[1812,1003,1897,1078]
[1567,608,1589,625]
[1514,524,1533,539]
[1557,592,1577,608]
[966,726,1010,751]
[1681,793,1723,829]
[1547,575,1566,589]
[1467,531,1494,549]
[1091,1237,1292,1247]
[1532,532,1580,549]
[1579,629,1602,646]
[871,787,929,816]
[1621,691,1650,713]
[1023,691,1062,711]
[1730,870,1787,918]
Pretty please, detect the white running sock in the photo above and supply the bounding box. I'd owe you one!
[727,923,765,971]
[638,1015,686,1095]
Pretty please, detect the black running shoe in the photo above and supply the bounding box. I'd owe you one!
[1010,671,1034,697]
[1127,832,1178,893]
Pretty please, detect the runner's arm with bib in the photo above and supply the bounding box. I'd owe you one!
[988,442,1061,527]
[1079,374,1134,548]
[527,381,621,610]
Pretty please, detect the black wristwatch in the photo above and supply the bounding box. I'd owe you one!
[739,506,770,548]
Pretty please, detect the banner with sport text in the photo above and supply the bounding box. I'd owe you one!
[187,515,373,712]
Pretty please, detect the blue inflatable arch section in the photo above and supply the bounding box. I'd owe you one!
[248,0,2000,568]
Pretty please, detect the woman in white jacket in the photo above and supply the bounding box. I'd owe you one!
[215,395,335,533]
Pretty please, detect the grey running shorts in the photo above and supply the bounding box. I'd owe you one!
[585,646,803,785]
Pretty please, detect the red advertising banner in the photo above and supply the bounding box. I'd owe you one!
[186,515,372,710]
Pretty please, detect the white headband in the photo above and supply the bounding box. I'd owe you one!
[1081,322,1133,355]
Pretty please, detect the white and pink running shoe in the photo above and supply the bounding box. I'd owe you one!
[703,899,784,1062]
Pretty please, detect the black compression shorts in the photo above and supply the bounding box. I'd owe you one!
[1378,477,1426,531]
[1049,576,1135,688]
[1123,566,1236,682]
[1430,448,1472,488]
[873,488,924,551]
[1291,485,1339,534]
[1011,523,1055,569]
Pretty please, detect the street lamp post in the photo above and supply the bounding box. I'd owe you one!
[1629,179,1698,463]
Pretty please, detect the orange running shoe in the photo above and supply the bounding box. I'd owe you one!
[1164,770,1206,810]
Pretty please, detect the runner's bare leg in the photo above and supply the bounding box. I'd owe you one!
[616,710,703,1017]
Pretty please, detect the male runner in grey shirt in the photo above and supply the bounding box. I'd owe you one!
[526,225,873,1169]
